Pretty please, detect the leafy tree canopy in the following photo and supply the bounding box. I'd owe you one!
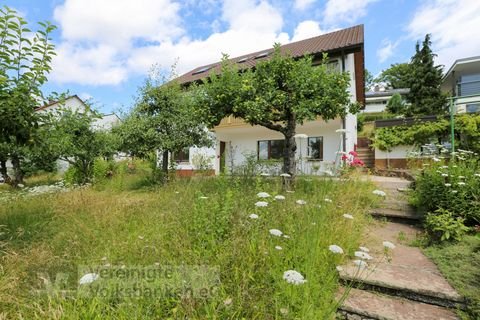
[198,45,357,176]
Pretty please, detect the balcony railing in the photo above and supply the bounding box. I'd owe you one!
[215,116,248,128]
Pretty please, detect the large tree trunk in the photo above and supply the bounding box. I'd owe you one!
[11,154,24,187]
[161,150,169,174]
[283,115,297,177]
[0,158,11,185]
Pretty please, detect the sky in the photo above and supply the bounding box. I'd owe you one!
[5,0,480,114]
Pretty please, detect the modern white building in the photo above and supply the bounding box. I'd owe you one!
[364,88,410,113]
[441,56,480,113]
[175,25,365,175]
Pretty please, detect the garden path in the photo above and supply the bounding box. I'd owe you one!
[337,176,463,320]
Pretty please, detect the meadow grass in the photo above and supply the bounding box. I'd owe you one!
[0,172,377,319]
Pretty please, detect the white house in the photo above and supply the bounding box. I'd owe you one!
[441,56,480,114]
[364,88,410,113]
[175,25,365,175]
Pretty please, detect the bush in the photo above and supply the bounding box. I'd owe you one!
[425,209,470,242]
[413,151,480,241]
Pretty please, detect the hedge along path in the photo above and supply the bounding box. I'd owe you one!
[337,176,464,320]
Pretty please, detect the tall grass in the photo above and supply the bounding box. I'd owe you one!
[0,173,377,319]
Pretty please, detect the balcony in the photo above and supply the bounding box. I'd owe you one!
[214,116,248,129]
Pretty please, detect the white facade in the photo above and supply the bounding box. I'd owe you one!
[209,51,359,176]
[363,88,410,114]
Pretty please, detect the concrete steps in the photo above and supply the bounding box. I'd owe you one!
[337,287,459,320]
[337,176,464,319]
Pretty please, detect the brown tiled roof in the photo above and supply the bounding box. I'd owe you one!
[176,24,364,85]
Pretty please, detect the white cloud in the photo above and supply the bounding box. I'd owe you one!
[291,20,323,42]
[50,0,324,86]
[324,0,378,25]
[377,39,398,63]
[407,0,480,68]
[53,0,182,47]
[52,43,128,85]
[294,0,316,11]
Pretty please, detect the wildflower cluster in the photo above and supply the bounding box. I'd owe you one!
[340,151,365,167]
[413,150,480,242]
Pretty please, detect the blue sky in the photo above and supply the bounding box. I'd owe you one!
[5,0,480,114]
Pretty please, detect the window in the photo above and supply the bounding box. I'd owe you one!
[308,137,323,160]
[258,140,284,160]
[466,103,480,113]
[326,60,340,72]
[174,147,190,162]
[458,74,480,96]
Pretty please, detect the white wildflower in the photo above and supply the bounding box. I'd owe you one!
[354,251,373,260]
[311,222,316,225]
[445,183,452,187]
[269,229,283,237]
[283,235,290,239]
[328,245,344,254]
[223,297,233,306]
[280,173,291,178]
[383,241,396,249]
[286,190,295,193]
[475,173,480,177]
[296,199,307,205]
[255,201,269,207]
[343,214,354,220]
[452,190,458,194]
[17,184,25,188]
[138,235,144,240]
[457,182,466,186]
[441,173,448,177]
[199,196,208,199]
[432,157,441,162]
[274,195,286,201]
[441,165,449,169]
[275,246,283,250]
[248,214,259,219]
[458,176,465,179]
[359,246,370,253]
[260,172,270,177]
[353,260,368,269]
[372,190,386,197]
[336,266,343,272]
[283,270,307,285]
[324,198,333,203]
[257,192,271,198]
[280,308,288,315]
[79,273,99,285]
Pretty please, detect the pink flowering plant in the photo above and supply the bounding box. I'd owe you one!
[341,151,365,168]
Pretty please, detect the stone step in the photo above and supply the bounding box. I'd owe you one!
[379,199,414,211]
[369,207,422,223]
[337,287,459,320]
[338,222,464,309]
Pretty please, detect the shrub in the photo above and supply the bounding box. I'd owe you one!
[413,151,480,241]
[425,209,470,242]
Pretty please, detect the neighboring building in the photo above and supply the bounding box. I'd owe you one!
[364,88,410,113]
[35,95,121,130]
[35,95,122,172]
[441,56,480,113]
[175,25,365,175]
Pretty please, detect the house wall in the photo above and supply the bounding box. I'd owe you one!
[214,119,343,175]
[374,145,417,169]
[175,146,217,175]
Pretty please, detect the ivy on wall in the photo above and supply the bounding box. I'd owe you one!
[372,115,480,152]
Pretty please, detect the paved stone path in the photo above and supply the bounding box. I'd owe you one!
[337,176,464,320]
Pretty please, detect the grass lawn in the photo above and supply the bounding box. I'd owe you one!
[0,172,377,319]
[424,235,480,320]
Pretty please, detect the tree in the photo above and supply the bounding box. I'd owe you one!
[405,34,447,116]
[116,67,212,177]
[199,45,356,177]
[385,93,406,115]
[377,63,411,89]
[49,108,118,184]
[0,6,56,186]
[365,69,375,91]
